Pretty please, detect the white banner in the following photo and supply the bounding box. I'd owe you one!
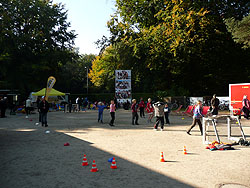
[115,70,131,104]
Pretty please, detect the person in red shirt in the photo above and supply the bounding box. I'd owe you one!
[146,98,154,123]
[138,97,145,118]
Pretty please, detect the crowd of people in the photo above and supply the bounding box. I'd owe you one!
[2,93,250,135]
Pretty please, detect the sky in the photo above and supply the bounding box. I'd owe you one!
[52,0,117,55]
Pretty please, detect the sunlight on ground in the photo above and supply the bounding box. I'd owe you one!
[13,128,37,132]
[58,128,176,173]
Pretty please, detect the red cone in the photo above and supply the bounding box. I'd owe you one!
[110,158,117,169]
[82,154,88,166]
[90,160,98,172]
[160,152,165,162]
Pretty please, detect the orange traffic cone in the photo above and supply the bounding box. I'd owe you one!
[90,160,98,172]
[82,154,88,166]
[160,152,165,162]
[183,146,187,155]
[110,158,117,169]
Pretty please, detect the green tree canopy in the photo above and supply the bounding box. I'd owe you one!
[225,14,250,48]
[0,0,76,95]
[58,53,96,94]
[93,0,250,96]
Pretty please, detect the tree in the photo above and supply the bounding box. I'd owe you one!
[225,14,250,48]
[94,0,250,96]
[89,45,119,90]
[57,53,96,93]
[0,0,76,95]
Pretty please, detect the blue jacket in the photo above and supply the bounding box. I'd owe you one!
[97,105,106,113]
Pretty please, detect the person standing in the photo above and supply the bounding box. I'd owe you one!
[186,100,204,135]
[164,103,170,124]
[25,97,32,118]
[146,98,154,123]
[0,97,7,118]
[210,94,220,115]
[39,96,50,127]
[131,99,139,125]
[139,98,145,118]
[97,102,106,123]
[153,101,165,131]
[76,97,80,112]
[114,97,118,109]
[68,100,72,113]
[109,100,116,126]
[242,95,250,119]
[35,98,42,126]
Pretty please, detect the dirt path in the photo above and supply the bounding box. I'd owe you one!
[0,109,250,188]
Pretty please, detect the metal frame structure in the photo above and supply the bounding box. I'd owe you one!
[202,115,246,144]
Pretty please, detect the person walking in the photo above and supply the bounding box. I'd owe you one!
[139,98,145,118]
[186,100,204,135]
[39,96,50,127]
[153,101,165,131]
[242,95,250,119]
[146,98,154,123]
[164,103,170,124]
[210,94,220,115]
[131,99,139,125]
[109,100,116,126]
[97,102,106,123]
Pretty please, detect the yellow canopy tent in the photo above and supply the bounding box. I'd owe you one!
[32,88,65,96]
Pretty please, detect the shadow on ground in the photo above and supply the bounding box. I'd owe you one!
[0,112,194,188]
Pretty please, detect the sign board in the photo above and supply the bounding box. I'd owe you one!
[115,70,131,104]
[229,83,250,110]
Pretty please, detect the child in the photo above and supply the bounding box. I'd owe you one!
[146,98,154,123]
[139,98,145,118]
[131,99,139,125]
[97,102,106,123]
[164,103,170,124]
[109,100,116,126]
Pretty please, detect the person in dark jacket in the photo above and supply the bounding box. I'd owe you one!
[131,99,139,125]
[164,103,170,124]
[0,97,7,118]
[139,98,145,118]
[68,100,72,113]
[242,95,250,119]
[39,96,50,127]
[210,94,220,115]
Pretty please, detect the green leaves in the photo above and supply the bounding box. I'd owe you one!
[0,0,76,94]
[225,14,250,48]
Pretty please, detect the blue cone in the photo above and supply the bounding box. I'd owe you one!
[108,157,114,162]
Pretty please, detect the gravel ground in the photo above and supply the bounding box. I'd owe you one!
[0,109,250,188]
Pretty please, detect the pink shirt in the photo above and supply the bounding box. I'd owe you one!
[110,104,115,112]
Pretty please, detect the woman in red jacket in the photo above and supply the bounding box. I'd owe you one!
[146,98,154,123]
